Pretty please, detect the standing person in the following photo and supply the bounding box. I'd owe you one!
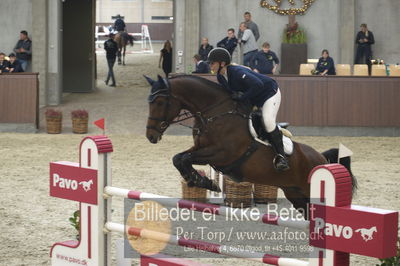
[0,53,10,73]
[217,28,238,56]
[104,33,118,87]
[238,12,260,41]
[159,40,173,78]
[13,30,32,71]
[208,48,289,171]
[192,54,210,74]
[252,42,280,74]
[239,22,258,68]
[7,53,23,73]
[198,38,213,61]
[316,49,336,75]
[355,23,375,75]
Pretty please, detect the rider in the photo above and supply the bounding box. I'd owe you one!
[114,14,126,32]
[207,47,289,171]
[113,14,127,42]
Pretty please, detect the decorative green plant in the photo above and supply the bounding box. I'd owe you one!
[282,22,307,44]
[69,210,80,240]
[376,238,399,266]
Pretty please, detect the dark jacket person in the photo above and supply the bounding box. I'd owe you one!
[217,29,238,55]
[192,54,210,74]
[13,30,32,71]
[355,23,375,74]
[316,50,336,75]
[7,53,23,73]
[104,34,119,86]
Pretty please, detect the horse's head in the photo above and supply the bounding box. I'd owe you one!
[144,75,182,144]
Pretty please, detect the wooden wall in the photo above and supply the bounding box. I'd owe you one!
[193,74,400,127]
[0,73,39,128]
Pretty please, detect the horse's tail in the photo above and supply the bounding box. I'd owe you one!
[321,148,358,195]
[128,35,134,46]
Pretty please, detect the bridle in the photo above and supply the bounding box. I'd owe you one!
[146,78,248,136]
[146,79,174,134]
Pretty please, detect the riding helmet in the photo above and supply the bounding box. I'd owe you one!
[207,48,231,65]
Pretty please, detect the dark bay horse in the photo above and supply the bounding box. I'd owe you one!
[115,32,134,65]
[144,75,356,212]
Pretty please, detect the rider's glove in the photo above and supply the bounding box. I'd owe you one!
[231,91,244,101]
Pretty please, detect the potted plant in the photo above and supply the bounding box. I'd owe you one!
[280,21,308,74]
[71,109,89,134]
[45,109,62,134]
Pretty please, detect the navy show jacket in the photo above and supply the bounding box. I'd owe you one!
[217,65,278,107]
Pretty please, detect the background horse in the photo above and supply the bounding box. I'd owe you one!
[114,32,134,65]
[144,75,357,214]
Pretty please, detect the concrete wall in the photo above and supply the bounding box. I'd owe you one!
[96,0,173,23]
[355,0,400,64]
[199,0,400,66]
[0,0,32,55]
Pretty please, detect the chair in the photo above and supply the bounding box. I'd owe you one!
[371,65,387,76]
[299,64,315,75]
[389,65,400,77]
[336,64,351,76]
[353,64,369,76]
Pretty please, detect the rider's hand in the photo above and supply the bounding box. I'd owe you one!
[231,91,243,101]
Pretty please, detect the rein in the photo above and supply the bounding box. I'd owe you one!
[147,79,248,135]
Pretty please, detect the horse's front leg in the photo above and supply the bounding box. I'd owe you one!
[173,146,225,192]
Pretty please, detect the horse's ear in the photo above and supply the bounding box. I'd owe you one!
[157,75,168,88]
[157,75,164,82]
[143,75,155,85]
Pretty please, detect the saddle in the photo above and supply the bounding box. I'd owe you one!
[249,111,294,155]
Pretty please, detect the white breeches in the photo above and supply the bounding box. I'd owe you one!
[262,88,281,133]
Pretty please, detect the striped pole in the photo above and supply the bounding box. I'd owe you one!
[104,222,309,266]
[104,186,309,231]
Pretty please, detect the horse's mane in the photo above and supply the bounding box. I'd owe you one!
[169,75,230,95]
[169,74,251,114]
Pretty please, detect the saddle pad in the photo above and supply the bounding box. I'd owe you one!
[248,118,294,155]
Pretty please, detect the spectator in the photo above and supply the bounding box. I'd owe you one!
[238,12,260,41]
[239,22,258,67]
[192,54,210,74]
[355,23,375,75]
[159,40,173,78]
[217,28,238,56]
[13,30,32,72]
[114,14,126,32]
[0,53,10,73]
[198,38,213,61]
[7,53,23,73]
[104,33,118,87]
[252,42,279,74]
[316,49,336,75]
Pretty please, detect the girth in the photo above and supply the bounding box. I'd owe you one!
[212,140,260,182]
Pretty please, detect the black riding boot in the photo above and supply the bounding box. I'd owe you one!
[268,126,290,171]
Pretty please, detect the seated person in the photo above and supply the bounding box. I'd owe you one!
[7,53,23,73]
[316,49,336,75]
[217,28,238,55]
[252,42,279,74]
[192,54,210,74]
[0,52,10,73]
